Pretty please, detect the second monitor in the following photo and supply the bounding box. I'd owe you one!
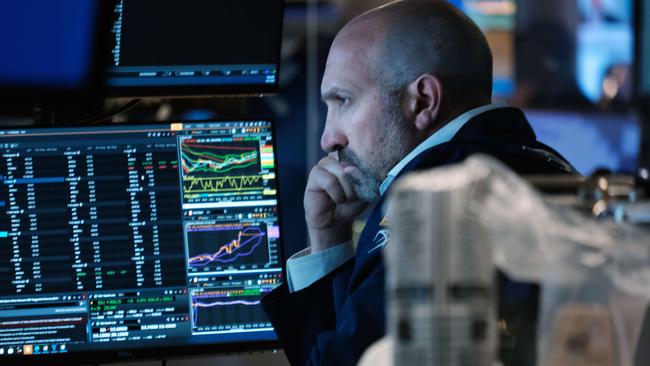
[107,0,284,97]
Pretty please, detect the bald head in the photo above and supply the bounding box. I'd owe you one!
[340,0,493,110]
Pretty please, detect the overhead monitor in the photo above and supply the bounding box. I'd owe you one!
[0,120,284,364]
[107,0,284,97]
[0,1,109,106]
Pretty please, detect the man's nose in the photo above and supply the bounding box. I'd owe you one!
[320,123,348,153]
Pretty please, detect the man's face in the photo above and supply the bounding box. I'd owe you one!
[320,22,414,202]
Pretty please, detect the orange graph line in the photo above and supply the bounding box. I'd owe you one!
[190,231,259,262]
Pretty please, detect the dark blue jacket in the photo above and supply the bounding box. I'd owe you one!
[262,107,576,366]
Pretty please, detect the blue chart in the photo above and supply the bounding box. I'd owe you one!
[187,223,269,273]
[191,288,270,332]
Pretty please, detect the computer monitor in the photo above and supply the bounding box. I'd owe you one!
[516,0,635,109]
[107,0,284,98]
[525,109,641,175]
[0,120,284,364]
[0,1,109,107]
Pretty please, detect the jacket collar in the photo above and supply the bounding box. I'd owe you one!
[379,103,511,195]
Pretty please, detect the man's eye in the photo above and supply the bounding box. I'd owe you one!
[337,96,350,105]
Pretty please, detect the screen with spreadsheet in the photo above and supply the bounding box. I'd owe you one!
[0,120,284,363]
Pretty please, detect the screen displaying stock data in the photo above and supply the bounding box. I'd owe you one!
[0,120,283,361]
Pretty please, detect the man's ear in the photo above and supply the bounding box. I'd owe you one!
[404,74,443,132]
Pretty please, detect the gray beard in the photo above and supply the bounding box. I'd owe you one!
[339,148,382,202]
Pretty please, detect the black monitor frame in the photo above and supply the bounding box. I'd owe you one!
[105,0,285,99]
[0,118,287,366]
[634,0,650,168]
[635,0,650,100]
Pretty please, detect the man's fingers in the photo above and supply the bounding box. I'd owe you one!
[337,200,369,220]
[306,165,346,204]
[317,156,358,202]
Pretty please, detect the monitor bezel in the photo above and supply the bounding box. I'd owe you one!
[105,0,285,99]
[633,0,650,172]
[0,118,287,366]
[634,0,650,101]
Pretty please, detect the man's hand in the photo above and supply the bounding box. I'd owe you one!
[305,153,369,253]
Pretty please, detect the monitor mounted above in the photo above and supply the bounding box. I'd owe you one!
[107,0,284,98]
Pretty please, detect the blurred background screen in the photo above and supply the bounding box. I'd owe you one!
[526,110,640,175]
[575,0,634,105]
[448,0,641,176]
[0,1,101,91]
[515,0,634,110]
[452,0,636,110]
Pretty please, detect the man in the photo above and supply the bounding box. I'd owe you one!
[262,1,576,365]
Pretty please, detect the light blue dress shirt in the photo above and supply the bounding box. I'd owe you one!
[286,103,507,292]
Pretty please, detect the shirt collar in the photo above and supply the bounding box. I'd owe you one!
[379,102,508,195]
